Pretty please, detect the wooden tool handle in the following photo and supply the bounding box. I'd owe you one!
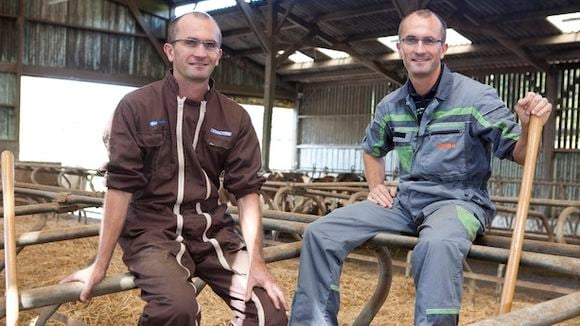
[2,151,19,325]
[499,115,544,314]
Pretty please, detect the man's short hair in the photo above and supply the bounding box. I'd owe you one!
[398,9,447,43]
[167,11,222,45]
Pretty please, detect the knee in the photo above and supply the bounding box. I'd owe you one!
[415,237,455,254]
[303,214,338,241]
[303,219,325,241]
[264,308,288,326]
[141,288,199,325]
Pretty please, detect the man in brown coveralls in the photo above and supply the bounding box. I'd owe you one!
[63,11,288,325]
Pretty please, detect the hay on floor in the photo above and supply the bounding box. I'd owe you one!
[1,214,578,325]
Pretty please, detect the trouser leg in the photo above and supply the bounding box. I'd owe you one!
[290,200,416,326]
[120,234,201,326]
[412,204,481,326]
[194,224,288,326]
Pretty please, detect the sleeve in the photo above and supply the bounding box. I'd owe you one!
[361,99,395,157]
[472,86,521,161]
[223,110,265,199]
[104,98,148,192]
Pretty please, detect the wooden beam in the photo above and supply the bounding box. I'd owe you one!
[274,0,296,35]
[125,0,169,67]
[279,57,362,74]
[262,0,278,170]
[317,3,393,22]
[26,16,150,39]
[446,1,550,72]
[0,63,16,74]
[275,31,317,67]
[216,83,295,100]
[13,0,24,157]
[485,4,580,24]
[21,65,158,87]
[285,11,404,84]
[220,45,296,93]
[542,70,557,180]
[236,0,270,54]
[524,32,580,47]
[281,67,380,83]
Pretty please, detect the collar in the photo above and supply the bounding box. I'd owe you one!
[408,66,443,101]
[165,69,216,103]
[392,64,453,103]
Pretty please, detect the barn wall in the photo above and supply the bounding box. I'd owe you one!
[0,0,272,157]
[298,69,580,192]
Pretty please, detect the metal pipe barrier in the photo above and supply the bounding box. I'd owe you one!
[495,205,553,241]
[257,217,580,277]
[491,196,580,208]
[0,242,303,319]
[0,202,92,218]
[554,207,580,244]
[352,245,392,326]
[487,229,580,246]
[469,290,580,326]
[252,209,580,260]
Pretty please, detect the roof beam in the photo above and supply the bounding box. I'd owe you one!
[284,10,404,84]
[274,0,296,35]
[125,0,169,67]
[279,57,361,74]
[485,4,580,23]
[281,67,381,83]
[316,3,394,22]
[446,0,550,72]
[235,0,270,54]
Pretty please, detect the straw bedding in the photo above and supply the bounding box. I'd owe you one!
[1,214,578,325]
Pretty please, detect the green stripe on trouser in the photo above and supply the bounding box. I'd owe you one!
[426,308,460,315]
[456,206,480,241]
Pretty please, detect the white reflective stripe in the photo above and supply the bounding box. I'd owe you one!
[202,169,211,200]
[192,101,206,151]
[193,101,211,200]
[251,292,265,326]
[173,96,190,275]
[189,281,200,325]
[197,202,237,273]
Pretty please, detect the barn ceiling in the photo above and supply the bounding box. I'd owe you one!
[149,0,580,86]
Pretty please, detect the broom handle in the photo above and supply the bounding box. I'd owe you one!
[2,151,19,326]
[499,115,544,314]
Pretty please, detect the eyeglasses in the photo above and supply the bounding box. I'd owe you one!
[400,36,444,47]
[170,38,220,51]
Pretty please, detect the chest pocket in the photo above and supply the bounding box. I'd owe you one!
[416,122,469,181]
[136,128,171,179]
[205,132,234,170]
[392,127,417,173]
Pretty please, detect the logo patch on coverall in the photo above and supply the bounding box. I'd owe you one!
[210,128,233,137]
[149,120,167,127]
[436,142,456,149]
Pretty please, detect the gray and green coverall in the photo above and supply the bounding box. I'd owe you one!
[290,65,521,325]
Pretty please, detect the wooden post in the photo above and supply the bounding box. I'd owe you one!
[499,115,544,314]
[2,151,19,325]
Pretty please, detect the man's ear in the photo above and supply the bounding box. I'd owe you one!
[163,43,174,62]
[396,42,403,58]
[440,43,448,60]
[215,48,223,66]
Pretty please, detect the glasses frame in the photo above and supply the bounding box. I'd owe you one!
[170,38,221,52]
[399,36,444,47]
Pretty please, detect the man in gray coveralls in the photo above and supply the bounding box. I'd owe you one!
[290,9,552,326]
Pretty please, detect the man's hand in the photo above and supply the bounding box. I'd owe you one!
[244,261,289,311]
[60,263,106,303]
[514,92,552,127]
[367,184,397,208]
